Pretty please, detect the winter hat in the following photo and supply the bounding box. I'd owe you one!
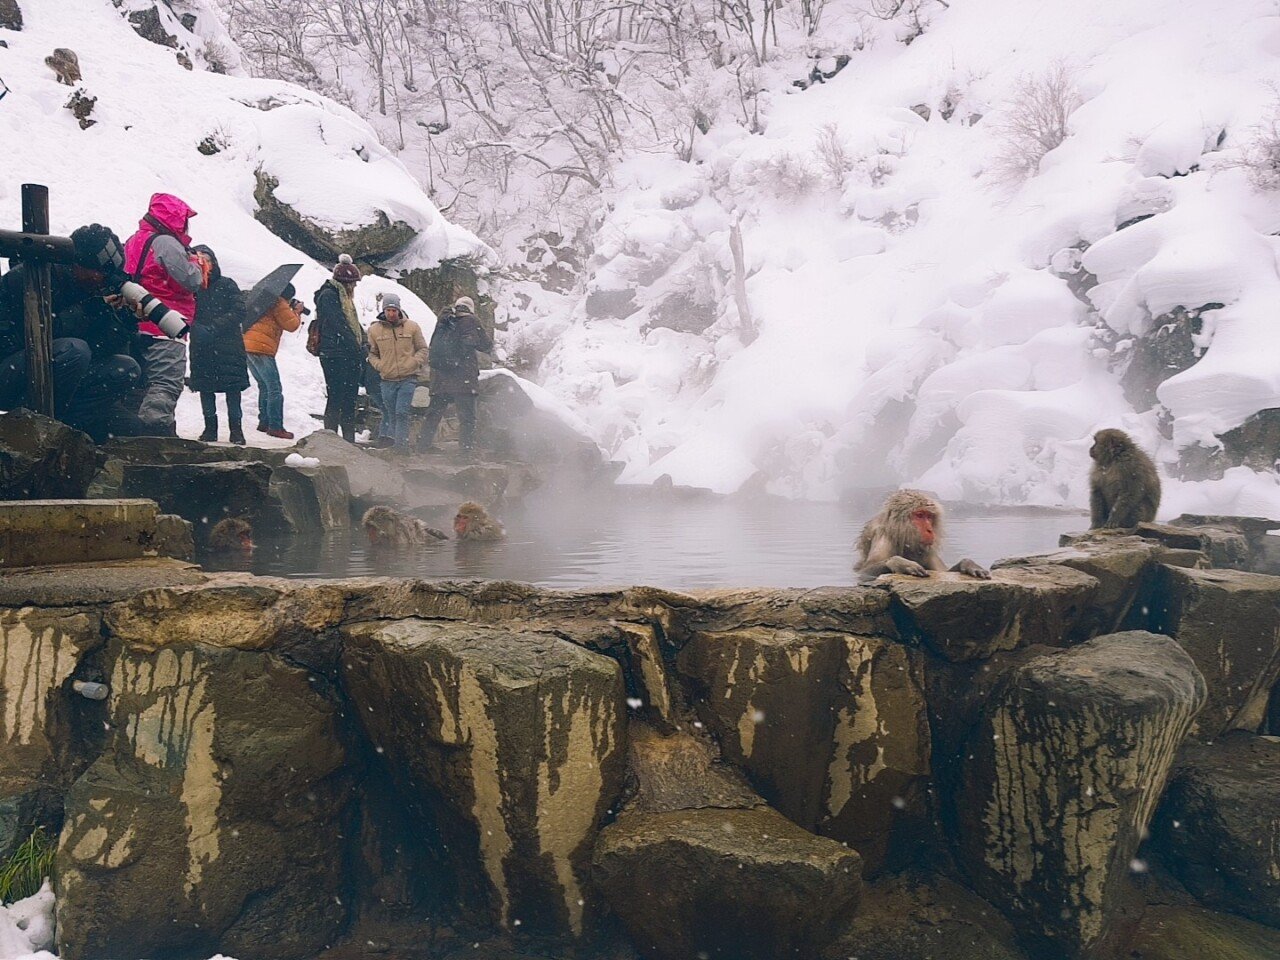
[453,296,476,314]
[333,253,361,284]
[71,224,125,275]
[382,292,402,312]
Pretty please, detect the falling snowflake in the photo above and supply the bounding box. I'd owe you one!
[626,697,644,709]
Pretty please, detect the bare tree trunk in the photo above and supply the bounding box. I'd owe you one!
[729,218,756,344]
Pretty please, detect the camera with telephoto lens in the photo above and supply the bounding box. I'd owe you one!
[71,224,190,340]
[116,279,189,338]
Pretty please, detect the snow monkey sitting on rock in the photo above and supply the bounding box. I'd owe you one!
[453,501,505,541]
[1089,428,1161,529]
[208,517,254,554]
[46,48,81,85]
[362,506,448,546]
[855,490,990,582]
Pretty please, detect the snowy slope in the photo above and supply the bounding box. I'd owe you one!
[515,0,1280,516]
[0,0,483,443]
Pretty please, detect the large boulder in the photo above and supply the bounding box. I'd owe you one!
[0,0,22,31]
[1123,905,1280,960]
[955,632,1207,959]
[270,463,351,531]
[55,638,352,960]
[1151,566,1280,736]
[678,627,930,872]
[822,873,1025,960]
[0,410,99,500]
[119,461,289,543]
[477,371,605,471]
[0,499,163,569]
[1152,733,1280,928]
[884,565,1098,662]
[341,619,626,939]
[594,807,861,960]
[254,171,417,263]
[0,606,102,800]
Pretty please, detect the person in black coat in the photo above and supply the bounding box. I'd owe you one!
[416,296,493,456]
[190,244,249,444]
[313,255,365,442]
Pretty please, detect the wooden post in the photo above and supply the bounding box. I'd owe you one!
[20,184,54,417]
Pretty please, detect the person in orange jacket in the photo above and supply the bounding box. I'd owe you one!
[243,282,304,439]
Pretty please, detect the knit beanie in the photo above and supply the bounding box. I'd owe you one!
[333,253,361,284]
[454,296,476,314]
[382,292,402,312]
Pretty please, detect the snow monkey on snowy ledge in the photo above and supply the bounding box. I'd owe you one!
[855,490,990,582]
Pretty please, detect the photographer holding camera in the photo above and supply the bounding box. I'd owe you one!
[122,193,203,436]
[0,224,148,441]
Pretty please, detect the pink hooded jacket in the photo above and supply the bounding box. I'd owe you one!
[123,193,200,336]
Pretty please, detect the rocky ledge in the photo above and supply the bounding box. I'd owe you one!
[0,517,1277,960]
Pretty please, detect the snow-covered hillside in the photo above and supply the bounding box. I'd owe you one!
[0,0,483,440]
[506,0,1280,516]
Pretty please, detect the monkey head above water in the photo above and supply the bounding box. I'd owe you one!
[454,502,505,541]
[208,517,254,554]
[855,490,990,582]
[1089,428,1161,529]
[362,506,448,546]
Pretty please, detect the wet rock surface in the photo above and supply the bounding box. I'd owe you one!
[120,460,290,543]
[955,632,1207,959]
[56,638,352,960]
[1151,566,1280,736]
[884,565,1098,661]
[341,618,626,940]
[1122,904,1280,960]
[1153,733,1280,928]
[594,806,861,960]
[0,410,100,499]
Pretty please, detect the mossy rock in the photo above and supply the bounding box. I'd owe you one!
[253,171,418,264]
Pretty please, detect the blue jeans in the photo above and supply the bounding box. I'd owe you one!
[246,353,283,430]
[379,378,417,446]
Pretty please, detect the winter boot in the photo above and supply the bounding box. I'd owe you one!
[199,419,218,442]
[229,424,246,445]
[265,428,294,440]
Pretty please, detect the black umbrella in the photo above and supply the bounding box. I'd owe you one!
[243,263,303,330]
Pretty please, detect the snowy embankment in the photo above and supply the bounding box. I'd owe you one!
[513,0,1280,516]
[0,0,483,443]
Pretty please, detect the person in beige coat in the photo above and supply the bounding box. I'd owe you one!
[367,292,427,448]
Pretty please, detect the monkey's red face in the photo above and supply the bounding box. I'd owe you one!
[454,514,469,537]
[239,533,255,553]
[911,509,936,547]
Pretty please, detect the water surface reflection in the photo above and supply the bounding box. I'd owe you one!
[208,491,1085,590]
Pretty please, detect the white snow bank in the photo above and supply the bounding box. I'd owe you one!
[284,453,321,469]
[523,0,1280,517]
[0,882,56,958]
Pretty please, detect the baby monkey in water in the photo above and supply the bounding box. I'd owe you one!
[362,506,448,546]
[855,490,989,582]
[454,502,505,541]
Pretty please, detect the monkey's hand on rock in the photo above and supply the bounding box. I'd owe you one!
[884,556,929,578]
[952,558,991,579]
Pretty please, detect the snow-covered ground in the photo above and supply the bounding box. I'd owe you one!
[0,0,482,445]
[509,0,1280,516]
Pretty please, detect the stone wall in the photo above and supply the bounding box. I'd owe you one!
[0,522,1277,960]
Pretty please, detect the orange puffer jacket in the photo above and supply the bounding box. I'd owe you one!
[243,298,301,356]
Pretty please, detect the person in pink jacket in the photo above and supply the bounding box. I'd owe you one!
[123,193,203,435]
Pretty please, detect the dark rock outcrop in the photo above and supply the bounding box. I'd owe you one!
[884,565,1098,661]
[678,626,930,872]
[0,0,21,30]
[0,410,100,499]
[270,462,351,531]
[1123,904,1280,960]
[1152,733,1280,928]
[254,171,417,264]
[119,461,289,543]
[56,637,353,960]
[593,724,861,960]
[341,618,627,939]
[955,632,1207,959]
[1151,566,1280,737]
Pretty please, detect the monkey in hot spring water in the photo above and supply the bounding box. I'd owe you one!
[208,517,254,554]
[362,506,448,547]
[453,502,505,541]
[855,490,990,582]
